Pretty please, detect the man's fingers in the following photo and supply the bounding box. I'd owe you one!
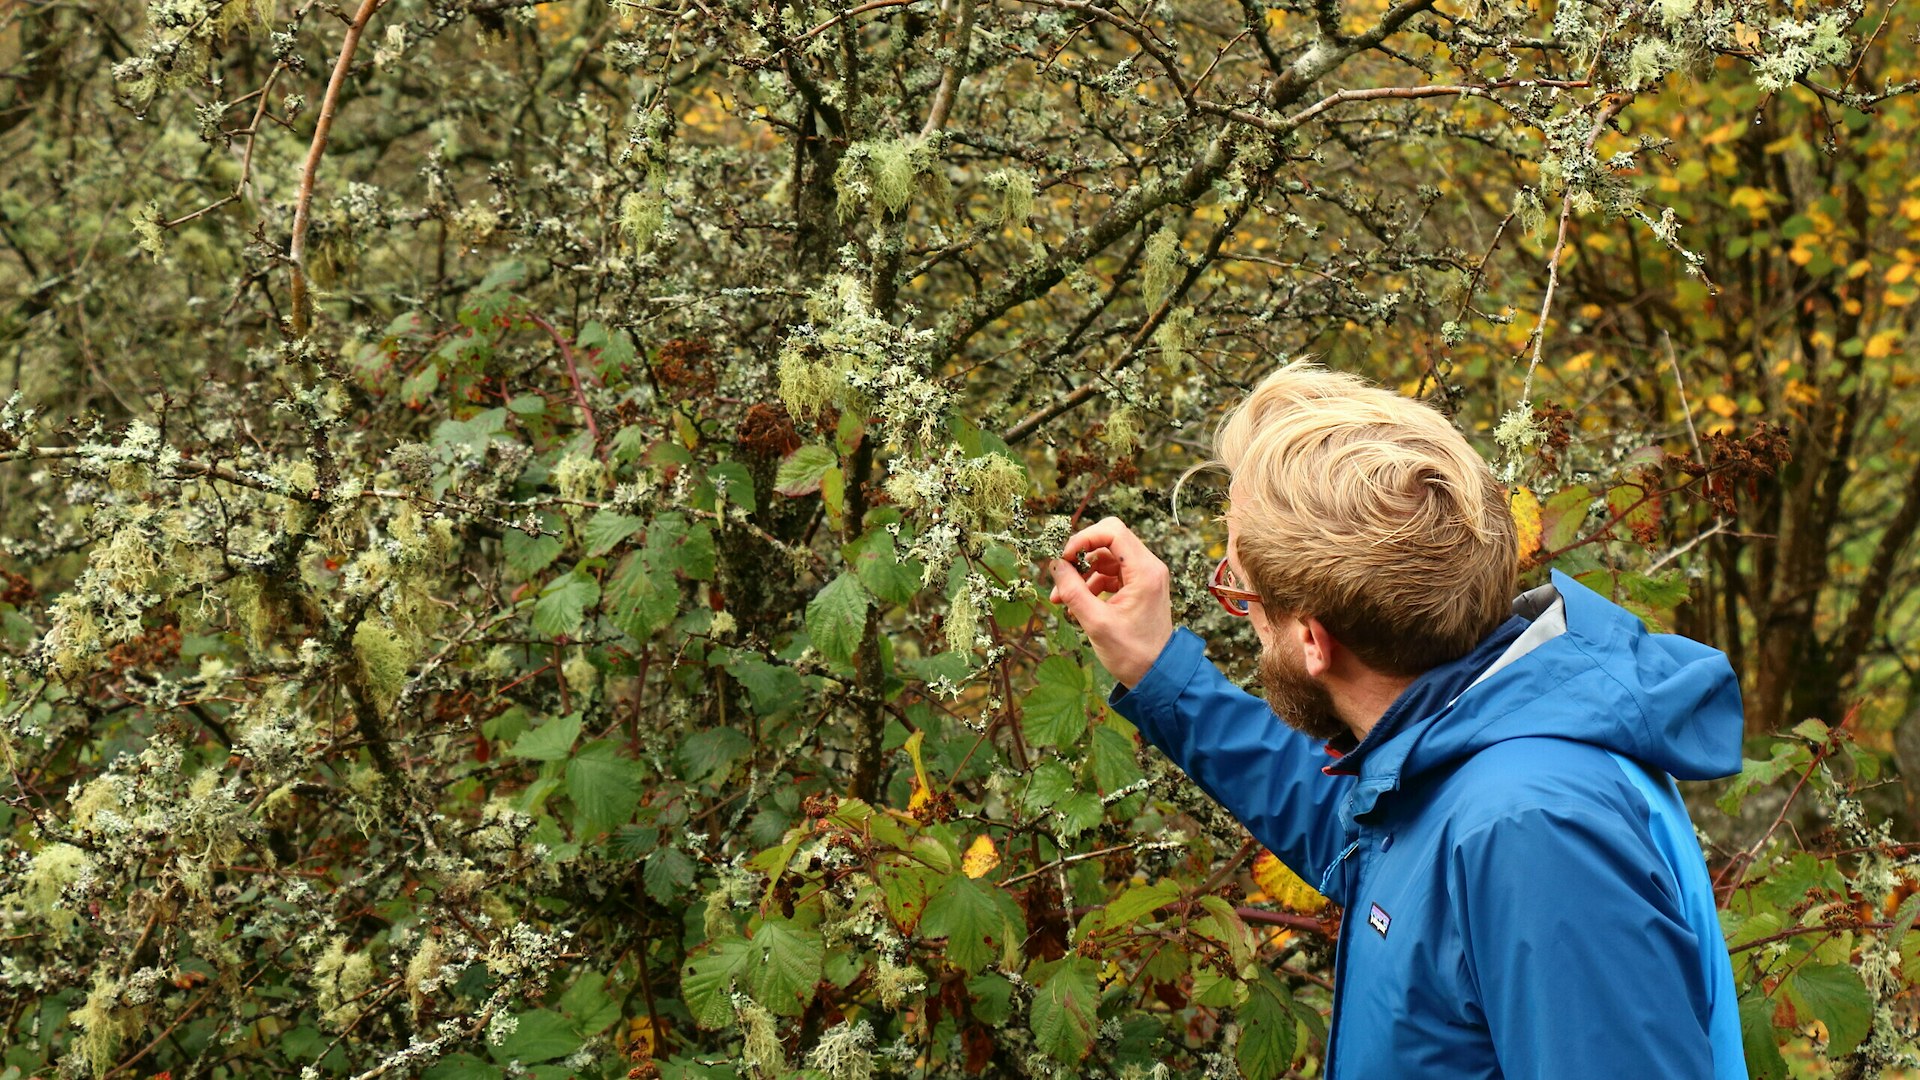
[1061,516,1151,565]
[1082,571,1123,596]
[1048,559,1107,628]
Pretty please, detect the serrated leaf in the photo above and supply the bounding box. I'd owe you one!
[1025,656,1090,748]
[1030,958,1099,1063]
[582,510,645,557]
[1786,963,1873,1056]
[706,460,757,513]
[676,726,751,785]
[681,937,754,1028]
[1236,975,1297,1080]
[558,970,621,1036]
[1511,486,1543,564]
[608,552,678,641]
[644,847,696,905]
[961,835,1000,880]
[1091,721,1144,795]
[1022,760,1075,813]
[533,572,600,638]
[1053,791,1102,839]
[1252,850,1328,913]
[487,1009,580,1065]
[645,514,715,580]
[1540,484,1593,554]
[1102,881,1179,931]
[1739,992,1789,1080]
[744,918,823,1016]
[566,742,644,834]
[775,445,838,496]
[849,529,924,606]
[876,857,939,930]
[504,513,564,576]
[923,875,1024,974]
[726,654,805,716]
[510,713,582,762]
[806,572,870,666]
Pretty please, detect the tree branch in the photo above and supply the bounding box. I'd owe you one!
[288,0,388,337]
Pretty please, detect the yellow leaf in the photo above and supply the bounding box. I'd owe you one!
[1728,186,1771,218]
[1705,393,1739,418]
[1510,487,1543,565]
[904,730,932,812]
[1252,850,1327,914]
[1902,197,1920,222]
[1865,329,1904,360]
[1887,262,1913,286]
[962,834,1000,879]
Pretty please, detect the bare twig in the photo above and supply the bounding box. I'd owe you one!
[288,0,388,337]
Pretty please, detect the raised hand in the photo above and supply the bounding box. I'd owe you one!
[1047,516,1175,689]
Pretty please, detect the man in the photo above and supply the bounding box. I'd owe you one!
[1047,363,1747,1080]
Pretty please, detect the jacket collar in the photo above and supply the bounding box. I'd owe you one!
[1320,613,1531,783]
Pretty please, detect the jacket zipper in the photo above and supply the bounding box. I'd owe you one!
[1319,838,1363,1080]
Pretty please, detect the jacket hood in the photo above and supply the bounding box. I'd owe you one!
[1342,569,1744,791]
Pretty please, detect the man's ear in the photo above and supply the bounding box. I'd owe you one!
[1299,615,1338,679]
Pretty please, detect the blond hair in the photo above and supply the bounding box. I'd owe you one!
[1197,362,1516,675]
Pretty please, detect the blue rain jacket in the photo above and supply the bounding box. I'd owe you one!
[1110,570,1747,1080]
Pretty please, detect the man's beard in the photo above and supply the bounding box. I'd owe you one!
[1258,641,1347,743]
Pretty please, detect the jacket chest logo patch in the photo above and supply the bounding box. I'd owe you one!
[1368,903,1391,937]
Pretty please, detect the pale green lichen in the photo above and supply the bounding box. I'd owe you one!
[1102,405,1142,455]
[1141,223,1183,308]
[739,1000,785,1077]
[620,188,665,250]
[986,168,1034,225]
[312,935,374,1030]
[352,619,413,715]
[405,937,447,1021]
[562,649,598,701]
[873,959,926,1008]
[70,972,146,1077]
[805,1019,877,1080]
[952,453,1027,530]
[946,578,981,655]
[19,842,91,933]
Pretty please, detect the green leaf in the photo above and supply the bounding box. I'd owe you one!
[922,875,1024,974]
[1053,791,1103,839]
[533,571,600,638]
[875,857,939,931]
[1540,484,1592,554]
[488,1009,581,1065]
[707,461,757,513]
[848,529,923,606]
[510,713,582,762]
[646,514,716,580]
[967,972,1015,1025]
[1739,992,1788,1080]
[775,445,838,496]
[1236,974,1297,1080]
[504,513,564,576]
[681,936,753,1028]
[644,846,697,905]
[1717,742,1812,814]
[676,727,751,785]
[726,654,805,716]
[1101,881,1179,932]
[608,552,678,641]
[566,741,645,834]
[1024,656,1090,748]
[1022,761,1075,813]
[582,510,646,557]
[1792,718,1830,743]
[806,572,870,666]
[423,1054,497,1080]
[1091,721,1144,795]
[1786,963,1873,1056]
[743,918,824,1016]
[1030,957,1100,1064]
[558,970,621,1036]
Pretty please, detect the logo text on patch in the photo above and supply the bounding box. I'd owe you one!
[1368,903,1391,937]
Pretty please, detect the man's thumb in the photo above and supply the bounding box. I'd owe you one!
[1049,559,1101,625]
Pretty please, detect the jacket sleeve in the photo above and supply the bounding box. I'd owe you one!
[1107,628,1352,895]
[1448,803,1718,1080]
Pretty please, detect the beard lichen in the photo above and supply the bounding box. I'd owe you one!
[352,619,415,716]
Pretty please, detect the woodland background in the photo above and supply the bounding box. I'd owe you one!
[2,0,1920,1077]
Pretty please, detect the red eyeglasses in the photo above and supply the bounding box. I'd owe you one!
[1208,557,1262,616]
